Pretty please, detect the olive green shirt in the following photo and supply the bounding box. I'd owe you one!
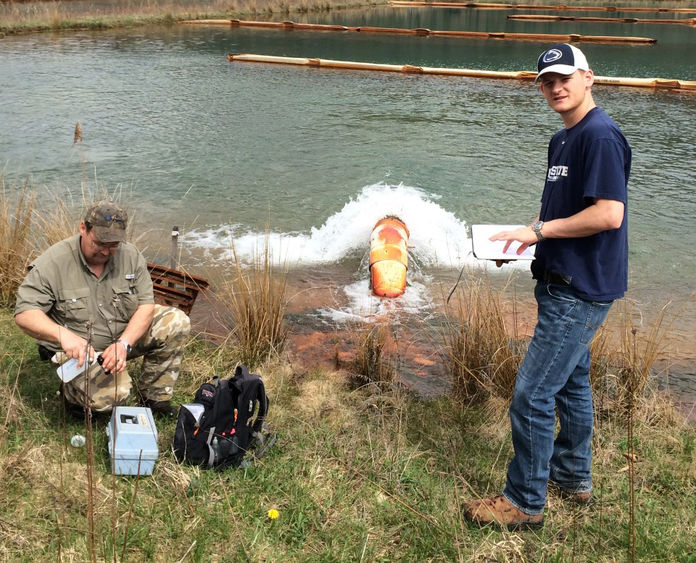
[15,234,155,352]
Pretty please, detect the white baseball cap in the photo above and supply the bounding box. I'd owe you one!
[536,43,590,83]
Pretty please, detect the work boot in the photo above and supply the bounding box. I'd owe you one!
[142,398,177,417]
[464,495,544,530]
[548,481,593,505]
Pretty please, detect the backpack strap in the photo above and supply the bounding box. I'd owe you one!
[252,378,269,434]
[231,365,269,434]
[205,427,217,468]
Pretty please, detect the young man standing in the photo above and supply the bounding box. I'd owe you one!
[465,44,631,529]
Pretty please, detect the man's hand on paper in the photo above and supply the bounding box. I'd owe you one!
[489,225,537,267]
[471,224,536,262]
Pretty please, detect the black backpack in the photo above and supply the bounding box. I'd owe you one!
[173,365,270,470]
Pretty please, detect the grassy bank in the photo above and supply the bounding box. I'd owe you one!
[2,0,690,36]
[0,0,379,35]
[1,306,695,561]
[1,184,695,559]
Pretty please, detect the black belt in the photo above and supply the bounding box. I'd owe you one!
[543,271,572,286]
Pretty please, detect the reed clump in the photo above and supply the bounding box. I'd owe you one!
[215,241,289,369]
[32,194,83,254]
[351,322,397,387]
[442,275,522,404]
[617,300,672,418]
[441,273,684,433]
[0,184,35,308]
[0,182,77,307]
[588,299,679,427]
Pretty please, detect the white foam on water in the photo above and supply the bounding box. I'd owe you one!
[318,279,435,324]
[182,182,529,320]
[182,181,514,268]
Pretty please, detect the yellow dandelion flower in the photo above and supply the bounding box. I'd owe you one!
[267,509,279,520]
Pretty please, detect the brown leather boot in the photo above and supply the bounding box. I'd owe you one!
[549,482,593,505]
[465,495,544,530]
[568,490,592,504]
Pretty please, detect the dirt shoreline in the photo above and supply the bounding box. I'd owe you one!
[187,272,696,421]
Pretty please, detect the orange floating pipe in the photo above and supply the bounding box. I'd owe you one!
[181,19,657,44]
[226,54,696,92]
[370,217,410,298]
[507,14,696,25]
[388,1,696,14]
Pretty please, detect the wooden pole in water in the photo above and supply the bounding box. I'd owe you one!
[388,1,696,14]
[181,19,657,44]
[171,226,179,270]
[226,53,696,92]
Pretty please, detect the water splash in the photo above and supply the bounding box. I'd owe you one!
[183,182,478,268]
[318,279,436,324]
[183,182,529,322]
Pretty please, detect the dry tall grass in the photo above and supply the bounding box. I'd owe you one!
[32,194,83,253]
[617,299,673,418]
[351,322,397,387]
[215,241,289,369]
[0,0,370,33]
[442,275,681,431]
[442,275,522,404]
[0,184,35,307]
[614,299,671,563]
[589,322,615,426]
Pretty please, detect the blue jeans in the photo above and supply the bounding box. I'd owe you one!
[503,282,612,515]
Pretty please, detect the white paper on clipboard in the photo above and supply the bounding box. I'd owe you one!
[471,224,536,261]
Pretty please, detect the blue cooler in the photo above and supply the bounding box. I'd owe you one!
[106,406,159,475]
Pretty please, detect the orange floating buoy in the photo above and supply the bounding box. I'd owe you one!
[369,216,410,298]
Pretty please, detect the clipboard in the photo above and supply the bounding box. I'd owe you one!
[471,224,536,261]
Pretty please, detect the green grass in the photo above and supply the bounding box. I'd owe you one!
[1,184,693,559]
[1,307,695,561]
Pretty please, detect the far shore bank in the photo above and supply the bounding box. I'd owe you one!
[2,0,692,36]
[0,0,381,35]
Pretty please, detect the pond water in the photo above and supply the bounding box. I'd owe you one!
[1,5,694,402]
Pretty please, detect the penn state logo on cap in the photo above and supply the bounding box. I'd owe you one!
[535,43,589,83]
[542,48,564,64]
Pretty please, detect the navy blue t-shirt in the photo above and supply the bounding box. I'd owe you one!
[531,107,631,301]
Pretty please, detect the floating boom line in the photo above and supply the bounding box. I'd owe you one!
[226,53,696,92]
[388,1,696,14]
[507,14,696,25]
[181,19,656,44]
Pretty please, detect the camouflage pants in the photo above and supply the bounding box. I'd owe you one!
[58,305,191,412]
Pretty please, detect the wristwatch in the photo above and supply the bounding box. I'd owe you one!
[531,220,545,242]
[118,338,132,355]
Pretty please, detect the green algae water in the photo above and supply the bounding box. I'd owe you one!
[1,6,695,399]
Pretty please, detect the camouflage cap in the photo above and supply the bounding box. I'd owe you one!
[84,200,128,243]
